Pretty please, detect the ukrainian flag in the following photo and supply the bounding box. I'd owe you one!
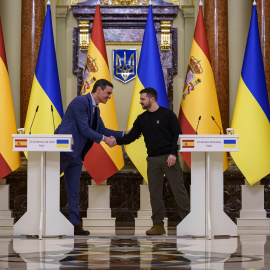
[24,3,63,136]
[57,139,69,148]
[125,4,169,181]
[224,140,236,149]
[231,2,270,185]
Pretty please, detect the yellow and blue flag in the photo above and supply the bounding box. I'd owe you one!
[24,3,63,136]
[224,139,236,149]
[231,2,270,185]
[125,4,169,181]
[56,139,69,148]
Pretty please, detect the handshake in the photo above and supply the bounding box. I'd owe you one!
[104,136,117,148]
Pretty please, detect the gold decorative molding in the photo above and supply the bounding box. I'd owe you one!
[102,0,148,5]
[180,0,195,15]
[71,0,78,5]
[181,5,195,8]
[106,42,142,45]
[56,5,70,8]
[172,0,180,5]
[160,20,171,51]
[79,20,90,50]
[56,3,69,16]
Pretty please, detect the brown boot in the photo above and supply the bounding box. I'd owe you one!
[146,224,166,235]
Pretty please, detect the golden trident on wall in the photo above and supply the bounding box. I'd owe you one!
[115,52,135,81]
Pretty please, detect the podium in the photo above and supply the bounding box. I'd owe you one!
[12,134,74,239]
[177,134,239,239]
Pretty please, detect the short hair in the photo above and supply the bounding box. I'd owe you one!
[92,79,113,93]
[139,87,158,101]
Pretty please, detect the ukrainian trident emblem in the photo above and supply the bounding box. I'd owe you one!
[113,49,137,83]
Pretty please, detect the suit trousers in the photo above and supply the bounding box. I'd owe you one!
[147,154,190,226]
[60,152,83,225]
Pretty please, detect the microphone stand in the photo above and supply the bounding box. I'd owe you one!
[29,105,39,134]
[51,105,55,133]
[211,116,221,135]
[196,116,201,134]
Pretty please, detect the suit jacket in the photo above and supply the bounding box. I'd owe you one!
[55,93,122,159]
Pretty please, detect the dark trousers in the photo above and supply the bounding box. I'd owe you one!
[60,152,83,225]
[147,155,190,226]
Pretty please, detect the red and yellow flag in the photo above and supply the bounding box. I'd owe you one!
[81,5,124,184]
[0,18,21,179]
[178,2,228,170]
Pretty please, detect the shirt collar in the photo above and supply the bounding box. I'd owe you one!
[90,93,99,108]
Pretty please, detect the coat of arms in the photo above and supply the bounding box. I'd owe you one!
[183,56,203,99]
[81,55,98,95]
[113,49,137,83]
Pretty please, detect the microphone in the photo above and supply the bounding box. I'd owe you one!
[51,105,55,132]
[29,105,39,134]
[211,116,221,134]
[196,116,201,134]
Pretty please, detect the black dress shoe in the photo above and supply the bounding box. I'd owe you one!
[74,224,90,235]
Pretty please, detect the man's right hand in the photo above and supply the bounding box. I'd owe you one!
[104,136,117,148]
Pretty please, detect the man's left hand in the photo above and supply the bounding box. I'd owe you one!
[167,154,176,167]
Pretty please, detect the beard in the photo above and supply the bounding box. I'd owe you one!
[142,101,151,110]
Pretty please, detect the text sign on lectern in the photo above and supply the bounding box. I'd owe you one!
[12,134,73,152]
[179,134,239,152]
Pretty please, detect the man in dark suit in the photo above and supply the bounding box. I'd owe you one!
[55,79,123,235]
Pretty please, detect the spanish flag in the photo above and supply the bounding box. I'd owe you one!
[0,18,21,179]
[125,4,169,182]
[182,140,195,149]
[24,3,63,137]
[14,139,27,148]
[231,2,270,185]
[81,4,124,184]
[178,1,228,170]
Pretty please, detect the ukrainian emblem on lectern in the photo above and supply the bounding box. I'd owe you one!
[113,49,137,83]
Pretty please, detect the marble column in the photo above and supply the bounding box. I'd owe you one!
[228,0,251,125]
[253,0,270,104]
[204,0,229,132]
[20,0,45,127]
